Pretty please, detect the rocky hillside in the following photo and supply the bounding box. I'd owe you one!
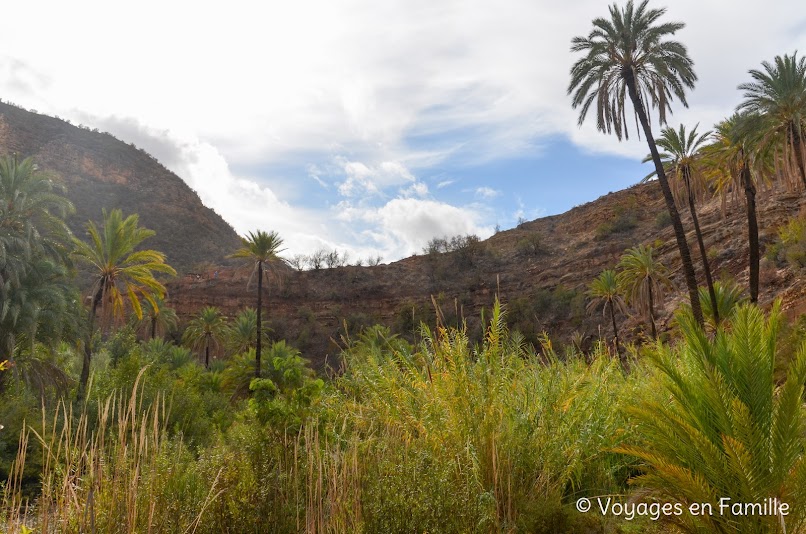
[168,180,805,370]
[0,102,241,273]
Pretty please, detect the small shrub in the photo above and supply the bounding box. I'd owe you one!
[516,232,544,257]
[654,210,672,229]
[767,215,806,269]
[595,204,638,240]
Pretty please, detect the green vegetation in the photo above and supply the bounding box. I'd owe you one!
[644,124,720,324]
[72,208,176,394]
[767,215,806,269]
[594,202,639,240]
[2,2,806,532]
[586,269,627,353]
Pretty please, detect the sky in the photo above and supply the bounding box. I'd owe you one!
[1,1,804,262]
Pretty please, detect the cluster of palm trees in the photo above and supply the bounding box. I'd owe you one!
[0,156,77,392]
[570,0,806,327]
[587,244,671,353]
[0,150,286,396]
[181,306,271,369]
[75,222,285,391]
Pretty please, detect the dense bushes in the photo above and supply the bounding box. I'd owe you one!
[3,302,806,533]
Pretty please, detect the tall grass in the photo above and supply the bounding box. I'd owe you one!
[8,300,801,532]
[328,302,637,532]
[2,368,220,533]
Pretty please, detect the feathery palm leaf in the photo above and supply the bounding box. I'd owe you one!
[619,303,806,532]
[617,245,672,339]
[738,52,806,190]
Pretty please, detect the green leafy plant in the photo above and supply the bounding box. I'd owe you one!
[620,303,806,533]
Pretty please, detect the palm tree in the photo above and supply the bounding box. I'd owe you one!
[72,208,176,393]
[0,155,74,392]
[569,0,703,326]
[704,114,767,302]
[586,269,627,354]
[738,52,806,191]
[643,124,719,323]
[618,303,806,533]
[228,230,285,378]
[137,295,178,340]
[617,245,672,339]
[226,307,270,355]
[182,306,227,368]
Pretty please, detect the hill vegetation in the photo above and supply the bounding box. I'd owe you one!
[2,2,806,533]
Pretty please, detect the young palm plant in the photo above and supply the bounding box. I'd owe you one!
[72,208,176,394]
[182,306,228,368]
[738,52,806,191]
[568,0,703,326]
[619,303,806,533]
[228,230,286,378]
[617,245,672,339]
[586,269,627,355]
[643,124,720,324]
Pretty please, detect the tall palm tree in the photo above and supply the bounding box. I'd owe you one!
[738,52,806,191]
[617,245,672,339]
[643,124,719,323]
[72,208,176,393]
[586,269,627,354]
[569,0,703,326]
[228,230,285,378]
[704,114,767,302]
[182,306,227,368]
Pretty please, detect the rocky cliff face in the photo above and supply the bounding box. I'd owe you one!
[0,102,242,273]
[167,181,805,369]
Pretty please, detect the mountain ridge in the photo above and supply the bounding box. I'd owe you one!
[0,101,242,273]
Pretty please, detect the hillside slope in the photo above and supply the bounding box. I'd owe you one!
[0,102,241,273]
[168,181,805,369]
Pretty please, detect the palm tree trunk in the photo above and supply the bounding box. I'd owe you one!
[684,169,719,325]
[624,70,704,327]
[791,125,806,191]
[647,281,657,340]
[205,338,210,369]
[740,157,760,302]
[609,299,620,355]
[79,290,101,399]
[151,316,157,340]
[256,261,263,379]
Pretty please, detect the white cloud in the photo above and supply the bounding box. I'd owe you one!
[5,0,799,168]
[336,197,493,257]
[0,1,803,261]
[336,157,417,197]
[475,186,500,200]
